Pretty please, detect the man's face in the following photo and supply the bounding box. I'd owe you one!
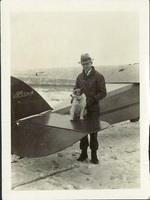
[81,61,92,73]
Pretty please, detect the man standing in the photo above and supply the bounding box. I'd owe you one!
[74,53,107,164]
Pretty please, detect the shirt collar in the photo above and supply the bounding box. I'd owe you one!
[84,68,92,76]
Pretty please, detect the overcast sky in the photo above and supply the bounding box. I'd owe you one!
[11,11,139,70]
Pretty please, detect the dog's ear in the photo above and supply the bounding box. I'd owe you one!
[73,89,78,95]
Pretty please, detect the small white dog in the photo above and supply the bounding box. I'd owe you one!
[70,88,87,120]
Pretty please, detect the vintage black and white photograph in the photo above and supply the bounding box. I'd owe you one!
[2,0,149,199]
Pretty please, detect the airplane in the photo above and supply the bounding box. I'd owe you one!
[11,64,139,158]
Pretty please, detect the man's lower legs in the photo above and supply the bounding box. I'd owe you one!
[77,136,89,162]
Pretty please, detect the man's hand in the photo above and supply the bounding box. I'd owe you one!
[86,96,97,106]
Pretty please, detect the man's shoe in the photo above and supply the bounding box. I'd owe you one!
[77,154,88,162]
[91,150,99,164]
[91,157,99,164]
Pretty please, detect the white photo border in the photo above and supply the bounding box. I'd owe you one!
[2,0,149,199]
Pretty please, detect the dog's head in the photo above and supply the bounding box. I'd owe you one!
[70,88,83,99]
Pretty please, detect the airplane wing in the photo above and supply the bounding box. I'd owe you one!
[12,113,109,157]
[52,83,140,125]
[102,63,139,84]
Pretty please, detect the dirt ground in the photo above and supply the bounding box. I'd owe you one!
[11,120,142,191]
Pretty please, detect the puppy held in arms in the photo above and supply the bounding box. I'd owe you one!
[70,88,87,120]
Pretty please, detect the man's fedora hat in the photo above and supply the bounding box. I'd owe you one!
[78,53,94,64]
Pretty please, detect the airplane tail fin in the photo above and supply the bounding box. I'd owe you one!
[11,76,53,121]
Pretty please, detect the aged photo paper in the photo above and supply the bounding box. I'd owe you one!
[1,0,150,199]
